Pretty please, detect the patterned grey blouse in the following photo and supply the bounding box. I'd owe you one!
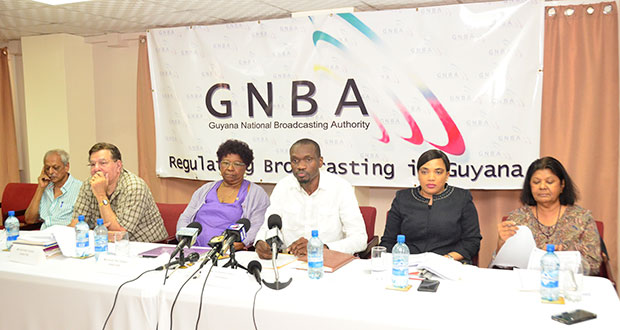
[506,204,601,275]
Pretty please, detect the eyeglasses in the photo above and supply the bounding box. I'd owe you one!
[220,160,246,169]
[87,160,113,169]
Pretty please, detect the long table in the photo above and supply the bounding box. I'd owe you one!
[1,242,618,330]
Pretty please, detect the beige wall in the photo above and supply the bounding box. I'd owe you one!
[21,34,96,182]
[91,41,140,174]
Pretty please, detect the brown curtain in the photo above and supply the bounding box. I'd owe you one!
[136,37,205,204]
[540,2,619,273]
[0,48,20,205]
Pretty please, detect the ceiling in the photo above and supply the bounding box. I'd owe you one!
[0,0,499,43]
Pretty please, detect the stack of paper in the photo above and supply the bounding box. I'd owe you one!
[410,252,464,280]
[13,231,60,257]
[491,226,582,270]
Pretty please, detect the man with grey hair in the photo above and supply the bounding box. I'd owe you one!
[25,149,82,229]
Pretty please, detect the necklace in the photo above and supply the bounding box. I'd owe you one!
[218,185,240,203]
[535,204,562,239]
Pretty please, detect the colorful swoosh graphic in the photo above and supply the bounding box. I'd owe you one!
[311,13,465,156]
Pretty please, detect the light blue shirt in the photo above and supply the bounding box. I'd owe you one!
[39,174,82,230]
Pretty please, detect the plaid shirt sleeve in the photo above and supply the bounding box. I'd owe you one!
[72,181,98,228]
[112,170,167,242]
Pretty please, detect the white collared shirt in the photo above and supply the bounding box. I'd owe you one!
[39,174,82,230]
[255,171,367,254]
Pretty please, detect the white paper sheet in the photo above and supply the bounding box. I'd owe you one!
[409,252,464,280]
[47,225,95,258]
[526,249,581,271]
[492,226,536,269]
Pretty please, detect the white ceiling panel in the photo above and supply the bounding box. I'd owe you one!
[4,6,99,24]
[62,0,177,21]
[262,0,364,12]
[25,23,99,35]
[0,0,47,11]
[0,0,501,42]
[0,14,46,28]
[197,1,290,22]
[138,11,224,28]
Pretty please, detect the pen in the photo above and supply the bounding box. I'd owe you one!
[60,202,64,208]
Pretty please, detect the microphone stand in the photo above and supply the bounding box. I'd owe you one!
[178,249,186,268]
[263,242,292,290]
[222,245,247,271]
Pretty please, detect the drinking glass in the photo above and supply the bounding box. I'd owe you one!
[562,261,588,302]
[371,246,388,278]
[111,231,130,257]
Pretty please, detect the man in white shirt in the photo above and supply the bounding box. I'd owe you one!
[254,138,367,259]
[24,149,82,229]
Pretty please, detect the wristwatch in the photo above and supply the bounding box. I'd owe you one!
[99,199,109,207]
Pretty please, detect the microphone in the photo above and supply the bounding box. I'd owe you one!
[170,222,202,259]
[247,260,262,285]
[156,252,200,270]
[219,218,251,256]
[198,218,251,268]
[208,234,225,248]
[265,214,283,256]
[260,214,292,290]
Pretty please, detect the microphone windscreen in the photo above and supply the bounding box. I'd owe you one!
[187,252,200,262]
[248,260,262,274]
[188,221,203,235]
[236,218,251,230]
[176,222,203,240]
[267,214,282,230]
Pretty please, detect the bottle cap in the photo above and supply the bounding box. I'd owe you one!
[78,215,85,222]
[8,210,15,217]
[96,218,104,226]
[311,230,318,238]
[546,244,555,252]
[397,234,405,243]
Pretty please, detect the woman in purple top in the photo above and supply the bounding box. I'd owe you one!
[176,140,270,249]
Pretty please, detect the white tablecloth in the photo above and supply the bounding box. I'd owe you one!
[1,242,618,330]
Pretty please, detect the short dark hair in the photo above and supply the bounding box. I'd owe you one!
[290,138,321,158]
[216,139,254,166]
[520,156,578,206]
[417,149,450,172]
[89,142,122,161]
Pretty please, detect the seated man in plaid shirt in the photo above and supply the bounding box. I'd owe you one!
[71,142,167,242]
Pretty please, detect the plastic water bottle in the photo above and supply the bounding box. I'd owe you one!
[75,215,90,257]
[5,210,19,250]
[94,218,108,260]
[541,244,560,301]
[392,234,410,288]
[307,230,324,279]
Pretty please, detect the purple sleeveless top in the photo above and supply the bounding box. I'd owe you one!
[194,180,249,247]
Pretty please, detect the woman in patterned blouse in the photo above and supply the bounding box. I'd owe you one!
[496,157,601,275]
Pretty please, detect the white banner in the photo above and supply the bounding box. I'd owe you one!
[147,0,543,189]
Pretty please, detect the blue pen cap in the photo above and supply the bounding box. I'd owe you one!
[96,218,104,226]
[311,230,318,238]
[78,215,85,222]
[546,244,555,252]
[397,234,405,243]
[8,210,15,217]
